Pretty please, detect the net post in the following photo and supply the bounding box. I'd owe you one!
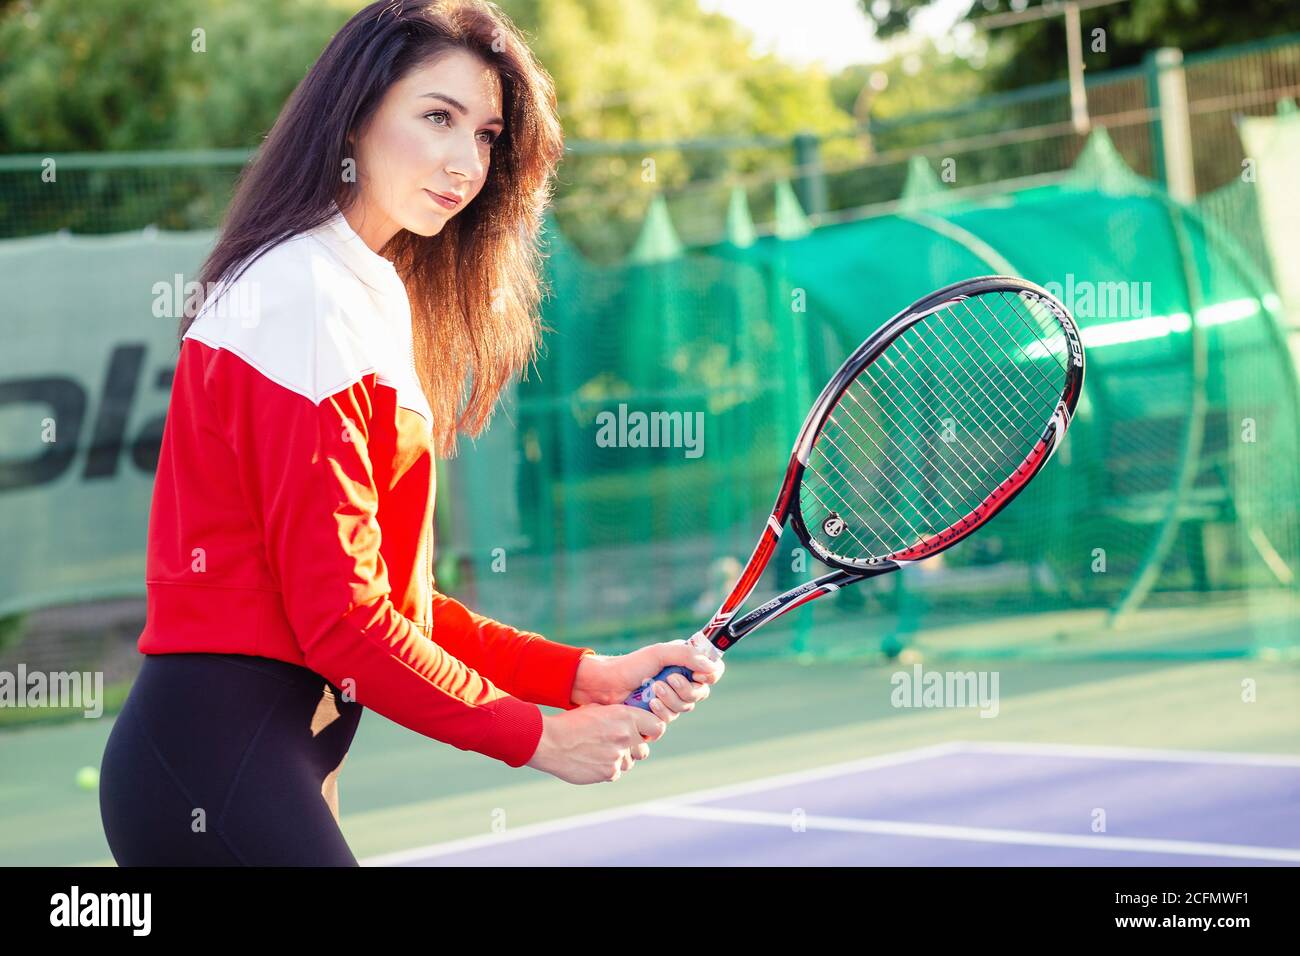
[1151,47,1197,203]
[1065,2,1091,135]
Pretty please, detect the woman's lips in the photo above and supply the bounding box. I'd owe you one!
[425,189,461,210]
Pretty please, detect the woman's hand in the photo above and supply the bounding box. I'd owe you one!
[527,706,666,784]
[570,639,725,721]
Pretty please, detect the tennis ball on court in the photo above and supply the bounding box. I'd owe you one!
[76,766,99,790]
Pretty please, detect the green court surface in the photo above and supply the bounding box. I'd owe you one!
[3,638,1296,866]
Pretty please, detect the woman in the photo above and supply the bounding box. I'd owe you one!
[99,0,722,867]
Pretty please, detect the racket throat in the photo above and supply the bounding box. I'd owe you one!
[685,629,725,662]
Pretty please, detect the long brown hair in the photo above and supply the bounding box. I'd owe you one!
[185,0,564,455]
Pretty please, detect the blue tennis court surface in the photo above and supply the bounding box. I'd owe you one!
[364,742,1300,866]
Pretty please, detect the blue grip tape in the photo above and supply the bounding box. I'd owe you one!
[623,665,695,710]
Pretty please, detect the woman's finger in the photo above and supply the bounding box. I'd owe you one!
[669,673,710,702]
[649,689,687,723]
[656,679,698,714]
[687,656,725,684]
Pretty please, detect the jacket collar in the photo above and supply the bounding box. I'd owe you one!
[314,202,401,290]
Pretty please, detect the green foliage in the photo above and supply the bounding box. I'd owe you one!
[830,44,998,125]
[499,0,854,255]
[859,0,1300,89]
[0,612,25,655]
[0,0,352,152]
[0,0,854,154]
[0,0,855,255]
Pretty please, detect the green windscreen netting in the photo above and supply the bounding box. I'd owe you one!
[445,135,1300,662]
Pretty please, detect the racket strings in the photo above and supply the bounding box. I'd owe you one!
[835,392,971,510]
[831,360,1028,539]
[918,313,1052,447]
[992,291,1072,378]
[813,423,933,551]
[887,298,1059,455]
[800,465,886,556]
[933,301,1062,419]
[887,341,1021,467]
[818,398,970,556]
[841,382,978,509]
[807,391,1013,555]
[860,369,1014,509]
[800,290,1070,563]
[967,294,1067,399]
[862,331,1033,494]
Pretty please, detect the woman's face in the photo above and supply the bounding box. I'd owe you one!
[347,48,504,252]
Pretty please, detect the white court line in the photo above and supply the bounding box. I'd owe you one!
[953,740,1300,767]
[361,741,962,866]
[644,804,1300,863]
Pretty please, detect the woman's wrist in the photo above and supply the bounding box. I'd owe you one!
[570,654,614,706]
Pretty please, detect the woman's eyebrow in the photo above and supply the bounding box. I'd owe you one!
[419,92,504,126]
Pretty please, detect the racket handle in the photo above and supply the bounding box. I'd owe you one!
[625,665,695,710]
[623,631,722,711]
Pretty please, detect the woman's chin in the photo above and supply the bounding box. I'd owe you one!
[401,210,449,238]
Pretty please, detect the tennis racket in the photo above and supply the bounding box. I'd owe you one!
[626,275,1085,710]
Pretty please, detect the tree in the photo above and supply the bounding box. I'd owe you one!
[859,0,1300,89]
[0,0,349,152]
[0,0,856,252]
[500,0,855,255]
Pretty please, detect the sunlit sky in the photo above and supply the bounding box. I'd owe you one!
[698,0,976,70]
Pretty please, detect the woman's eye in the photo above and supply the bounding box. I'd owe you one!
[425,111,495,145]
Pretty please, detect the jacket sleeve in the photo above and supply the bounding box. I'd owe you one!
[426,591,596,710]
[210,352,544,768]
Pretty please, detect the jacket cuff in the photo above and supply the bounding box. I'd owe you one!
[475,696,545,768]
[513,640,597,710]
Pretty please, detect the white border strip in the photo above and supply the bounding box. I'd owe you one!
[643,805,1300,863]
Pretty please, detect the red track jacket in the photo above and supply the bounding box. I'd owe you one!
[139,208,592,767]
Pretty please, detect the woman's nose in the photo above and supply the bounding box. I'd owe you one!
[444,133,484,181]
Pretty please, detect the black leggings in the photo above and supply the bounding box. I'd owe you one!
[99,652,363,866]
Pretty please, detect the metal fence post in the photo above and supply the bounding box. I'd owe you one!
[1148,47,1197,202]
[792,132,828,219]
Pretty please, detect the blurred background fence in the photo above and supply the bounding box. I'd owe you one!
[2,32,1299,703]
[5,34,1299,246]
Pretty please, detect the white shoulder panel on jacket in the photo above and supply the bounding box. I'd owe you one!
[185,229,430,428]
